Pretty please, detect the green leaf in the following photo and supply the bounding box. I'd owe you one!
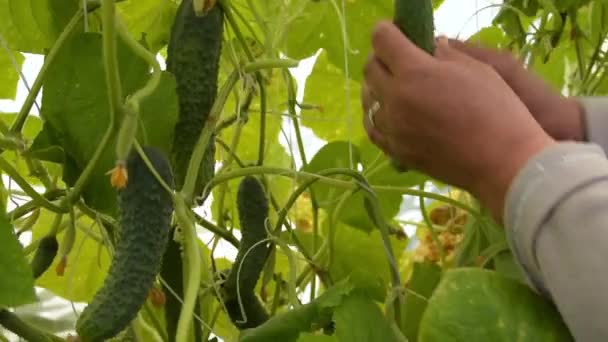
[31,209,111,303]
[418,268,574,342]
[37,32,178,216]
[530,43,571,92]
[466,26,509,49]
[333,291,398,342]
[328,221,407,301]
[402,262,442,342]
[0,0,80,53]
[239,279,354,342]
[0,212,37,307]
[304,139,423,232]
[300,50,367,142]
[284,0,392,82]
[0,49,24,100]
[118,0,178,53]
[297,333,338,342]
[0,113,50,187]
[302,141,360,205]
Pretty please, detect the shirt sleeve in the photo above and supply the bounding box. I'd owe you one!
[504,142,608,342]
[579,96,608,152]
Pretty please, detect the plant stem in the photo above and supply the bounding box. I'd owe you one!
[116,18,161,106]
[193,212,240,248]
[243,59,299,73]
[6,189,66,221]
[64,0,122,205]
[205,166,482,217]
[174,196,201,342]
[256,77,267,166]
[0,157,65,213]
[10,9,85,134]
[418,183,446,264]
[182,70,240,204]
[0,309,63,342]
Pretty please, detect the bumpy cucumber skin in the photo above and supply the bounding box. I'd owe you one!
[167,0,224,196]
[394,0,435,54]
[30,235,58,279]
[223,176,270,329]
[76,147,174,342]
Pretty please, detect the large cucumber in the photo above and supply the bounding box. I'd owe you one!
[222,176,270,329]
[394,0,435,54]
[167,0,224,196]
[75,147,174,342]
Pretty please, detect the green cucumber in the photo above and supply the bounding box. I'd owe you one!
[222,176,270,329]
[394,0,435,54]
[167,0,224,196]
[30,235,58,279]
[75,147,174,342]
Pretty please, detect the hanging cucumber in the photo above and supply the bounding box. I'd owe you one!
[75,147,174,342]
[390,0,435,171]
[394,0,436,54]
[30,235,58,279]
[167,0,224,196]
[221,176,270,329]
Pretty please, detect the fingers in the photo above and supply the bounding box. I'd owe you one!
[447,38,496,63]
[361,82,390,152]
[371,21,434,75]
[435,37,486,68]
[363,54,391,98]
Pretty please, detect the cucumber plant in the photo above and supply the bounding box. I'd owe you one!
[0,0,604,341]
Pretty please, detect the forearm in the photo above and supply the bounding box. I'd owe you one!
[504,142,608,341]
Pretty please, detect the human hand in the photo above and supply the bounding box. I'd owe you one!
[361,22,556,222]
[448,39,585,142]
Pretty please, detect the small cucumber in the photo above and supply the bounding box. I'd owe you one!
[222,176,270,329]
[30,235,58,279]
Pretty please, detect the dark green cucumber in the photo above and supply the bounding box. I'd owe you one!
[167,0,224,196]
[394,0,435,54]
[30,235,58,279]
[390,0,435,172]
[222,176,270,329]
[76,147,174,342]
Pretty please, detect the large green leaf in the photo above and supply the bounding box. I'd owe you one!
[296,333,338,342]
[327,221,407,301]
[303,140,423,232]
[283,0,392,82]
[0,49,24,100]
[418,268,573,342]
[0,0,79,53]
[31,209,111,303]
[0,212,37,307]
[333,291,398,342]
[36,32,178,216]
[402,262,442,342]
[118,0,178,53]
[300,50,366,142]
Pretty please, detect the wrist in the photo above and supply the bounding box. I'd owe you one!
[471,133,556,224]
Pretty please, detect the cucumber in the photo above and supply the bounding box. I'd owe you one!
[30,235,58,279]
[167,0,224,196]
[393,0,435,54]
[75,147,174,342]
[222,176,270,329]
